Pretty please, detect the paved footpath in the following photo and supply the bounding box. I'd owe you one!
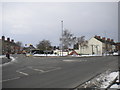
[0,55,12,65]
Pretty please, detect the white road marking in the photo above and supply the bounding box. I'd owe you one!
[63,59,87,62]
[1,67,61,83]
[63,59,81,62]
[28,66,45,72]
[44,67,61,73]
[28,66,61,73]
[16,71,29,76]
[33,69,45,72]
[0,77,20,82]
[15,57,18,59]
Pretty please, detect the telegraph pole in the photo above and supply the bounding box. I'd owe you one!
[104,31,107,56]
[61,20,63,56]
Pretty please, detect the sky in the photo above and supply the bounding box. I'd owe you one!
[0,2,118,47]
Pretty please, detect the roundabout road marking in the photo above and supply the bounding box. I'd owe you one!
[0,77,20,82]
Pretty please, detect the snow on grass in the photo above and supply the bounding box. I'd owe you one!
[27,53,104,57]
[80,70,119,89]
[110,84,119,88]
[100,71,118,88]
[0,55,6,58]
[26,53,67,57]
[33,54,59,57]
[80,54,102,57]
[0,55,16,66]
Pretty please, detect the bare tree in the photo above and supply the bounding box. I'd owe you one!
[77,36,88,54]
[16,41,23,47]
[60,29,76,51]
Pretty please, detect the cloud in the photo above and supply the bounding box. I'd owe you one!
[2,2,118,46]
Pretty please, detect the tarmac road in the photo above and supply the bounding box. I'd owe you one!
[1,55,118,88]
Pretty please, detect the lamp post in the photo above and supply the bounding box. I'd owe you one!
[61,20,63,56]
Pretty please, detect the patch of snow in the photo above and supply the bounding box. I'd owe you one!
[81,54,102,57]
[33,54,59,57]
[26,53,107,57]
[110,84,119,88]
[10,56,16,62]
[26,53,68,57]
[80,70,119,89]
[113,52,118,55]
[0,55,16,66]
[0,55,6,58]
[100,71,118,88]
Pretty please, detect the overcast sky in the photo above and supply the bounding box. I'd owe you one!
[0,2,118,46]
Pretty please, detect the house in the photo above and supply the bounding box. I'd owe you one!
[115,42,120,55]
[0,39,2,55]
[69,50,79,56]
[22,44,36,53]
[77,36,116,55]
[1,36,21,55]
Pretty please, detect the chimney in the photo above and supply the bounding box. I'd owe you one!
[95,35,101,39]
[2,36,5,41]
[95,35,97,38]
[111,39,114,42]
[7,38,10,42]
[11,39,14,43]
[107,38,110,41]
[102,37,106,41]
[97,36,101,39]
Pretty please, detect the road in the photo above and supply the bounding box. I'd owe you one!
[1,55,118,88]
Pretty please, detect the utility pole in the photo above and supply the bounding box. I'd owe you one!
[61,20,63,56]
[104,31,107,56]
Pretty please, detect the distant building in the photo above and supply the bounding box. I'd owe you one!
[0,36,21,55]
[22,44,36,53]
[115,42,120,55]
[0,39,2,55]
[76,36,116,55]
[69,50,79,56]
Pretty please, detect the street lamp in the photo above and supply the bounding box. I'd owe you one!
[61,20,63,56]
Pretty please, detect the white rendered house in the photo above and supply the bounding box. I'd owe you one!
[78,36,115,55]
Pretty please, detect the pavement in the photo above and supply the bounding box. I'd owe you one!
[0,55,12,65]
[0,58,12,65]
[1,54,119,88]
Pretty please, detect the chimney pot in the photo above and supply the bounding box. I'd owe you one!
[107,38,110,41]
[111,39,114,42]
[2,36,5,40]
[7,38,10,42]
[98,36,101,39]
[102,37,106,40]
[95,35,101,39]
[11,39,14,43]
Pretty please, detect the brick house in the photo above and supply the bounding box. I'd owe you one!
[0,36,21,55]
[115,42,120,55]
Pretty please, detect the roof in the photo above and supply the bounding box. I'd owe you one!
[94,36,115,45]
[69,51,79,55]
[115,42,120,46]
